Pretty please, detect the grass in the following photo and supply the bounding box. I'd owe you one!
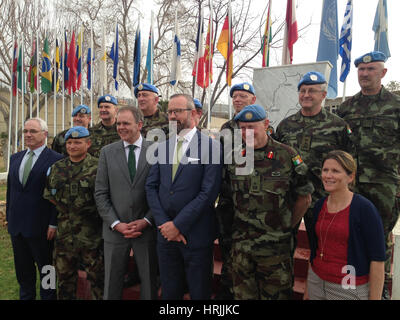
[0,226,19,300]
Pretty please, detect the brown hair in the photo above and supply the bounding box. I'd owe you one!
[117,106,144,123]
[322,150,357,188]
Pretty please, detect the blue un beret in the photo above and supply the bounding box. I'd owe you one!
[234,104,266,122]
[72,104,91,117]
[193,98,202,109]
[134,83,159,98]
[298,71,326,90]
[64,126,90,141]
[97,94,118,107]
[354,51,387,67]
[229,82,256,97]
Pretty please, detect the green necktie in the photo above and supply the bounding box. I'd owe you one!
[128,145,137,182]
[22,151,34,186]
[172,138,184,181]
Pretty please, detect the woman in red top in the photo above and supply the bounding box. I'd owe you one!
[304,150,385,300]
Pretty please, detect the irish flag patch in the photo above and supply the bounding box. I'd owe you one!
[292,155,303,166]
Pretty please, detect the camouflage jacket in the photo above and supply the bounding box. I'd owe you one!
[337,87,400,184]
[51,128,69,156]
[142,108,169,142]
[88,122,120,158]
[223,137,314,249]
[274,107,354,205]
[43,154,102,247]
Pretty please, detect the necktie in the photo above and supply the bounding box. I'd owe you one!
[128,145,137,182]
[22,151,34,186]
[172,137,184,181]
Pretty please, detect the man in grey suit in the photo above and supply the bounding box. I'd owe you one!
[95,106,158,300]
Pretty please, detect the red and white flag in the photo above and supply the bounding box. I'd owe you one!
[282,0,298,65]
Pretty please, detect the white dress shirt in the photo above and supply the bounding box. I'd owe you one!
[19,144,47,184]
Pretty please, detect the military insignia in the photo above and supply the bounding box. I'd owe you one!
[346,126,352,135]
[267,151,274,159]
[105,95,111,101]
[46,167,52,176]
[271,171,281,177]
[363,55,372,63]
[245,112,253,120]
[80,109,87,114]
[242,148,246,157]
[267,127,274,136]
[310,75,318,81]
[292,155,303,166]
[138,84,143,90]
[71,131,80,138]
[51,189,57,196]
[243,84,250,90]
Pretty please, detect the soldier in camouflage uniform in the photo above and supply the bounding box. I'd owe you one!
[88,94,120,158]
[222,104,314,300]
[274,71,354,244]
[337,51,400,298]
[44,126,104,300]
[134,83,169,140]
[51,104,92,156]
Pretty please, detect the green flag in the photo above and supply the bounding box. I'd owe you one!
[41,37,52,93]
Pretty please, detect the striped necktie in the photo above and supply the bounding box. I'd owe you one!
[22,151,34,186]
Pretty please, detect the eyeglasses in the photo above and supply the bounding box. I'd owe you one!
[167,108,192,116]
[298,89,324,95]
[23,129,43,134]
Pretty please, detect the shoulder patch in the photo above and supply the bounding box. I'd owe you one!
[46,166,52,176]
[292,155,303,166]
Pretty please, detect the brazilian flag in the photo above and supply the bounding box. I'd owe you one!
[41,37,52,93]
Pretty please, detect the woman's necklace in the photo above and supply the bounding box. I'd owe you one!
[319,203,341,260]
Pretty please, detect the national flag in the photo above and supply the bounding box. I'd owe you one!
[67,31,77,94]
[192,8,205,88]
[41,37,52,93]
[17,45,25,92]
[12,41,18,96]
[145,14,154,84]
[316,0,338,98]
[170,10,181,86]
[281,0,298,65]
[133,23,141,87]
[109,24,119,91]
[204,15,214,88]
[51,38,60,92]
[62,31,69,91]
[373,0,390,58]
[262,0,273,67]
[28,39,38,93]
[339,0,353,82]
[86,47,94,90]
[76,30,82,90]
[217,6,233,86]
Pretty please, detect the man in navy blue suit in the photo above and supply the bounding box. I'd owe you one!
[6,118,63,300]
[145,94,222,299]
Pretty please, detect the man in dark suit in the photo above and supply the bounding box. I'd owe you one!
[95,106,158,300]
[145,94,222,300]
[6,118,63,300]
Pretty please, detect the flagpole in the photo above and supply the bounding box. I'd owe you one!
[53,29,57,137]
[15,37,19,154]
[21,33,25,150]
[80,25,83,105]
[342,80,347,102]
[90,24,94,127]
[44,31,48,127]
[228,0,232,119]
[8,35,15,169]
[62,30,65,131]
[207,0,214,129]
[36,31,40,117]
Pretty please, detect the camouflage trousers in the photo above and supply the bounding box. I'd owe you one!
[54,237,104,300]
[231,241,293,300]
[356,182,400,284]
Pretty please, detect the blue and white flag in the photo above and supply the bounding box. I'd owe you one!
[133,22,141,87]
[145,12,154,84]
[316,0,338,98]
[110,23,119,91]
[339,0,352,82]
[170,11,181,86]
[373,0,390,58]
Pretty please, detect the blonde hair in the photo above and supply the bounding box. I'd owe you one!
[323,150,357,188]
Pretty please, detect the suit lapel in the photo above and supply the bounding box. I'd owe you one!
[173,130,200,183]
[132,139,150,187]
[115,141,132,185]
[24,147,49,187]
[13,150,27,186]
